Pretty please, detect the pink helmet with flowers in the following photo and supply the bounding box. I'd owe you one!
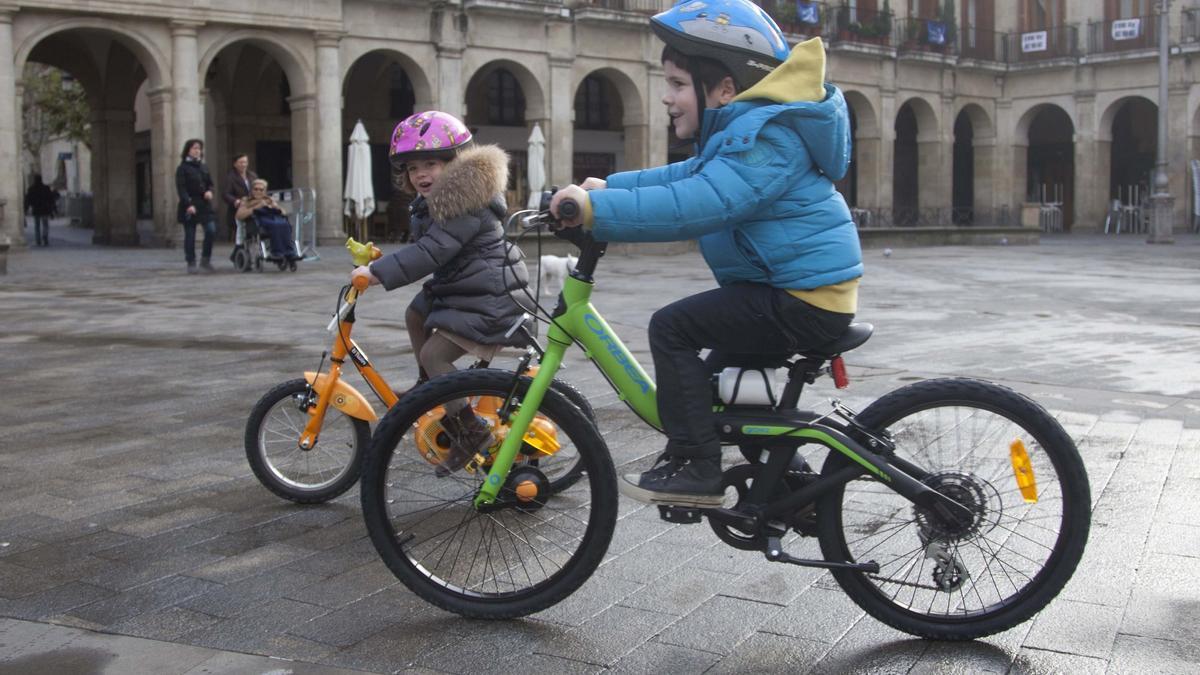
[388,111,473,165]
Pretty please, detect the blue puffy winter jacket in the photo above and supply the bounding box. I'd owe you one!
[589,51,862,291]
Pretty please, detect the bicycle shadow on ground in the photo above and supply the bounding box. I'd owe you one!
[816,637,1013,673]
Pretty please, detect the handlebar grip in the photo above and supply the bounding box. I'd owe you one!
[558,199,580,220]
[351,274,371,291]
[369,245,382,261]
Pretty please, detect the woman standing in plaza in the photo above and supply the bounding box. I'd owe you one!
[176,138,216,274]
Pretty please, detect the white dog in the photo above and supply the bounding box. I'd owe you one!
[539,254,577,296]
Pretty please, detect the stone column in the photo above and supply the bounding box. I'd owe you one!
[148,87,176,245]
[1167,83,1190,232]
[435,46,464,119]
[171,21,203,155]
[877,92,895,219]
[623,123,649,172]
[314,32,344,245]
[1073,93,1100,232]
[0,8,24,247]
[993,100,1021,219]
[548,57,574,186]
[90,109,139,245]
[647,65,668,168]
[973,137,997,222]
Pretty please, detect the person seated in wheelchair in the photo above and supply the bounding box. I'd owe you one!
[236,179,299,264]
[550,0,863,507]
[350,111,532,477]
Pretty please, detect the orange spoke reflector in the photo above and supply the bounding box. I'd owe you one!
[1009,439,1039,503]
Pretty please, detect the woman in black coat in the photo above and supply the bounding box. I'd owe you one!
[175,138,216,273]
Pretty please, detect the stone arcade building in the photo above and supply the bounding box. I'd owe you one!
[2,0,1199,248]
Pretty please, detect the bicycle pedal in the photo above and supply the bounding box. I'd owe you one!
[463,453,488,474]
[658,505,703,524]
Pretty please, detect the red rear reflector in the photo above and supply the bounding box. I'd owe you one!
[831,356,849,389]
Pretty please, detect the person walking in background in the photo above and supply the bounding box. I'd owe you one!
[176,139,217,274]
[223,153,257,260]
[24,174,56,247]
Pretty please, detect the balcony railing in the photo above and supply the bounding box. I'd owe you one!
[1087,15,1157,54]
[1183,8,1200,44]
[894,17,954,55]
[828,6,894,48]
[1007,25,1078,63]
[581,0,665,13]
[958,25,1007,62]
[757,0,826,39]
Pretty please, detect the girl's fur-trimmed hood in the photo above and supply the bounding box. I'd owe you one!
[426,144,509,222]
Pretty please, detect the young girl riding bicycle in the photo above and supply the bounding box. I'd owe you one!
[351,111,531,476]
[551,0,863,507]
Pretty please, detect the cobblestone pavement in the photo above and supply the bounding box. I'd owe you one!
[1,228,1199,674]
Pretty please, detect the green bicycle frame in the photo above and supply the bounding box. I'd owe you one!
[475,273,659,504]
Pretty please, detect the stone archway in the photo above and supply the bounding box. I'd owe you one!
[952,103,996,224]
[17,25,172,245]
[1100,96,1157,205]
[893,97,939,225]
[201,36,313,238]
[342,50,435,241]
[463,60,547,210]
[1017,104,1076,229]
[841,90,879,210]
[572,67,647,187]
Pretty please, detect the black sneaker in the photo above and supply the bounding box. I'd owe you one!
[618,454,723,508]
[435,408,494,477]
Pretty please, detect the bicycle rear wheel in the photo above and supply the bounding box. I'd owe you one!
[361,369,616,618]
[816,378,1090,639]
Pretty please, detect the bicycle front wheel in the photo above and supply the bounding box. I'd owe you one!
[816,378,1091,640]
[244,378,369,503]
[361,369,616,618]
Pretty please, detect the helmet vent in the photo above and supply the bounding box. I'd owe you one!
[420,121,432,136]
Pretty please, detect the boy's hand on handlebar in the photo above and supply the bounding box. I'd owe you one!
[549,184,589,229]
[580,177,607,191]
[351,265,380,290]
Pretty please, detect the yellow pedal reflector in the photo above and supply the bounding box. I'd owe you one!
[515,480,539,502]
[1009,439,1039,503]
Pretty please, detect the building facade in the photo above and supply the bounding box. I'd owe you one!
[2,0,1199,248]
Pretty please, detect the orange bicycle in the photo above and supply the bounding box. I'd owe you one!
[244,238,592,503]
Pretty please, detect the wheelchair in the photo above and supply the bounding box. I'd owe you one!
[232,217,297,272]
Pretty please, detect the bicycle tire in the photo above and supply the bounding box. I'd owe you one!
[361,369,617,618]
[245,378,370,504]
[815,377,1090,640]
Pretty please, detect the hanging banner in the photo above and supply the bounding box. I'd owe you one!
[1112,18,1141,40]
[926,20,946,45]
[1022,31,1048,52]
[797,2,820,25]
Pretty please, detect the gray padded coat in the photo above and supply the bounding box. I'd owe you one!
[369,145,530,345]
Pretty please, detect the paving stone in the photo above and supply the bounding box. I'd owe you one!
[283,561,401,609]
[1008,647,1108,674]
[0,581,114,620]
[655,595,783,656]
[179,598,330,654]
[107,606,223,642]
[1020,598,1123,660]
[179,567,326,619]
[66,575,221,627]
[534,604,679,666]
[184,542,315,583]
[758,585,865,643]
[616,565,737,617]
[610,640,722,674]
[109,506,225,538]
[288,589,424,647]
[706,631,829,674]
[82,549,227,592]
[1107,633,1200,674]
[595,540,698,584]
[317,620,461,673]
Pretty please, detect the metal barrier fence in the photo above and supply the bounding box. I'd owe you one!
[851,206,1012,229]
[269,187,319,260]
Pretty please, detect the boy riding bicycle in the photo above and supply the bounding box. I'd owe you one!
[551,0,863,507]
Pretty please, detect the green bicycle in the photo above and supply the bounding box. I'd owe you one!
[360,194,1091,640]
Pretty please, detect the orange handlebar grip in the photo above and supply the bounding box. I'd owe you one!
[370,246,383,261]
[351,274,371,291]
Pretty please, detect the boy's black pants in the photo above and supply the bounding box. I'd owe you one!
[648,283,853,459]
